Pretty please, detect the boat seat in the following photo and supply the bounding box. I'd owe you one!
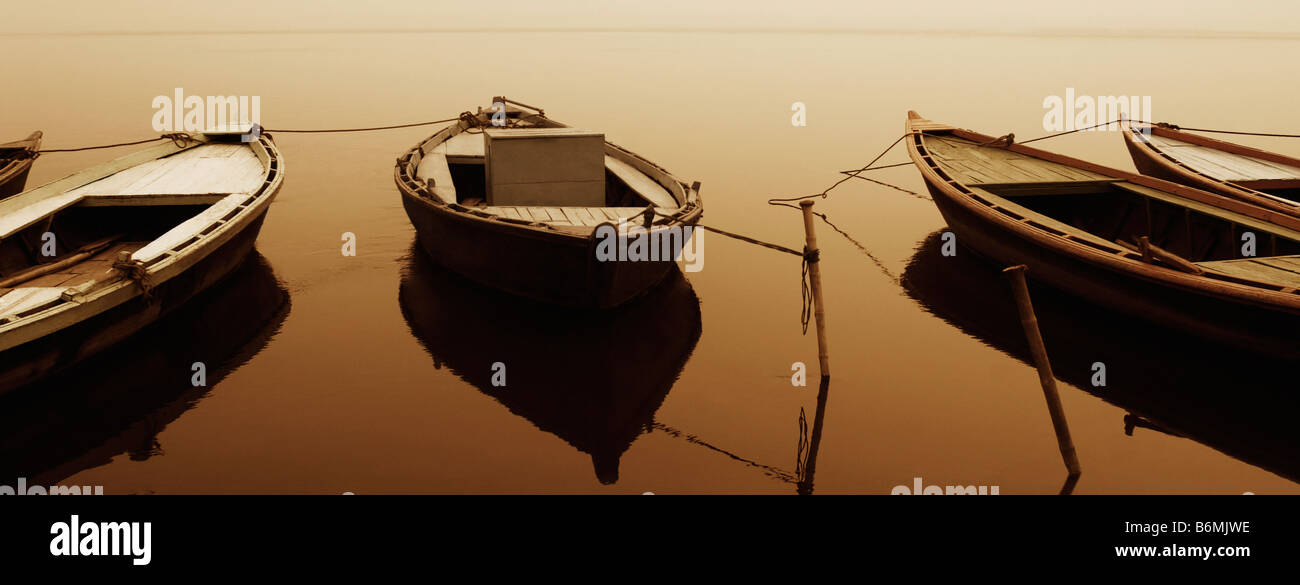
[0,143,264,240]
[0,287,67,322]
[132,193,251,264]
[1147,134,1300,182]
[416,152,457,204]
[1199,256,1300,289]
[480,206,651,227]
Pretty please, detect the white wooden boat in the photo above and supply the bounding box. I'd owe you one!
[0,130,284,395]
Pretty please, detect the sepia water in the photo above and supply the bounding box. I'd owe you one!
[3,30,1300,494]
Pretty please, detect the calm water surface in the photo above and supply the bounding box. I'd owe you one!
[3,31,1299,493]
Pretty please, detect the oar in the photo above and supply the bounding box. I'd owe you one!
[0,234,124,289]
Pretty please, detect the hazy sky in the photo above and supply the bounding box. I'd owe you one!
[3,0,1298,35]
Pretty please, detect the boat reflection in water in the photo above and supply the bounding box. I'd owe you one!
[0,253,289,487]
[902,230,1300,483]
[398,244,701,484]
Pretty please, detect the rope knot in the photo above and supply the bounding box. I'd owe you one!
[161,132,193,148]
[981,133,1015,148]
[802,246,820,264]
[112,255,155,300]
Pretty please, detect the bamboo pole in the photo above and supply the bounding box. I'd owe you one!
[799,200,830,380]
[1002,265,1081,476]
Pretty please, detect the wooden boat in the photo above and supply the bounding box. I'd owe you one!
[0,253,288,484]
[0,132,42,199]
[905,111,1300,352]
[0,129,284,395]
[1121,121,1300,216]
[394,98,703,309]
[902,229,1300,483]
[399,246,701,484]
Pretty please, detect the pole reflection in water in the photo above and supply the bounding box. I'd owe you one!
[796,377,831,495]
[902,230,1300,484]
[0,253,290,487]
[398,244,702,485]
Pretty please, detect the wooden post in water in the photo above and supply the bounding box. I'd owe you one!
[1002,265,1081,476]
[799,200,830,380]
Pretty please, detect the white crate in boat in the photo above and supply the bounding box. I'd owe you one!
[485,128,605,207]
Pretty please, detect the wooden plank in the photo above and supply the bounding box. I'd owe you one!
[71,144,265,198]
[0,287,66,318]
[79,193,230,207]
[605,155,677,208]
[415,153,457,203]
[0,192,83,240]
[443,132,485,159]
[1150,134,1300,181]
[1199,258,1300,288]
[572,208,600,226]
[132,193,250,263]
[923,134,1110,185]
[1252,257,1300,275]
[544,208,567,222]
[560,208,585,226]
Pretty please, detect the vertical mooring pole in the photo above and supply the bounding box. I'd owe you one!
[1002,265,1081,476]
[799,200,830,380]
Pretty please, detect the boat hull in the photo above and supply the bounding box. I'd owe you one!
[400,191,680,309]
[924,181,1300,355]
[0,210,270,396]
[0,164,32,200]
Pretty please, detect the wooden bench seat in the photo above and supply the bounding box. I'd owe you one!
[479,206,650,227]
[1199,255,1300,288]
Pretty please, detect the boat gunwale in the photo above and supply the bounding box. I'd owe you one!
[1120,121,1300,215]
[904,111,1300,310]
[393,109,703,243]
[0,133,285,352]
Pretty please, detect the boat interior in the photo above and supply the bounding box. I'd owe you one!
[924,134,1300,288]
[414,127,683,231]
[0,140,268,322]
[1137,131,1300,201]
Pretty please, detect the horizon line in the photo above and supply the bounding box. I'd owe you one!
[2,26,1300,41]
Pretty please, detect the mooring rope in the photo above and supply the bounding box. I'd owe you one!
[1152,123,1300,139]
[650,211,822,334]
[768,133,918,207]
[36,132,194,154]
[112,258,155,300]
[651,421,797,484]
[263,116,462,134]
